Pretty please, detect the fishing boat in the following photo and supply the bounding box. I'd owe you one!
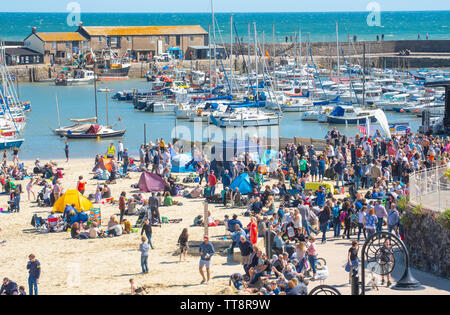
[95,49,131,81]
[54,69,96,86]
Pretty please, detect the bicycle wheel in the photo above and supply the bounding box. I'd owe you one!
[316,258,327,270]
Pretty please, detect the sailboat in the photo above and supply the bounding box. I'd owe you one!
[0,43,25,149]
[54,84,126,139]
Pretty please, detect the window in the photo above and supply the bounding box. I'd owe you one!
[190,36,195,42]
[66,42,71,50]
[110,37,118,48]
[52,42,57,50]
[99,36,103,43]
[82,41,88,50]
[176,35,181,46]
[165,36,170,45]
[127,36,132,42]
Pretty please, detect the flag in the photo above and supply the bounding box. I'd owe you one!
[359,126,367,135]
[265,49,270,60]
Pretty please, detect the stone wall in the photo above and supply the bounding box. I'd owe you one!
[403,207,450,278]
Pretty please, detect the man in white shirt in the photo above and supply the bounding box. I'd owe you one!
[117,141,124,162]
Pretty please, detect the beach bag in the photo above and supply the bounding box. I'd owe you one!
[339,211,346,223]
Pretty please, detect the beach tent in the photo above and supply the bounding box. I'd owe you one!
[138,172,166,192]
[229,173,252,195]
[53,189,94,213]
[171,153,194,173]
[92,157,113,173]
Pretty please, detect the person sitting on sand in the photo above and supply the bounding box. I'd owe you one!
[193,215,203,227]
[70,222,89,239]
[185,185,203,199]
[101,184,111,199]
[89,222,100,238]
[107,216,123,237]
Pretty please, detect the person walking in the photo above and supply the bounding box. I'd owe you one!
[346,241,359,284]
[122,148,129,174]
[307,237,318,280]
[141,219,154,250]
[119,192,126,223]
[117,141,124,162]
[64,141,69,162]
[26,254,41,295]
[364,208,378,238]
[208,170,217,196]
[199,235,215,284]
[318,206,331,244]
[374,200,387,233]
[139,236,149,274]
[178,228,189,262]
[357,206,367,241]
[387,204,400,235]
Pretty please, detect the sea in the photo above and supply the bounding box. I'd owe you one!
[0,11,449,43]
[1,11,446,160]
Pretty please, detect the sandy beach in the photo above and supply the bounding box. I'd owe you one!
[0,157,449,295]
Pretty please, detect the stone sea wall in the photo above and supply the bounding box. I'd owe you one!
[403,207,450,278]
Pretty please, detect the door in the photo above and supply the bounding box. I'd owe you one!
[157,40,163,55]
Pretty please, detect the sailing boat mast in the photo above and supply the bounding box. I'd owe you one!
[208,24,212,95]
[254,22,258,101]
[248,23,251,96]
[336,22,340,96]
[230,14,233,94]
[55,94,61,129]
[211,0,217,89]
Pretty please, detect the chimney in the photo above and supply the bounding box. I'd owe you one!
[32,27,37,34]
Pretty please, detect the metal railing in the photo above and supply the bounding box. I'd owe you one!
[409,165,450,211]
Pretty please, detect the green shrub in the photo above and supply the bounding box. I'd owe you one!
[437,210,450,230]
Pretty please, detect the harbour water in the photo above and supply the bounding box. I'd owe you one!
[1,11,449,42]
[17,79,422,160]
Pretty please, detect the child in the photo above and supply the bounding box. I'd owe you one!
[306,237,318,280]
[77,176,87,195]
[19,286,26,295]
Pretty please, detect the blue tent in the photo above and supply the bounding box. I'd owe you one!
[229,173,252,195]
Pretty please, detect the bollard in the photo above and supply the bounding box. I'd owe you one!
[351,267,360,296]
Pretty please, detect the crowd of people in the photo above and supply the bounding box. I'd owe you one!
[2,126,449,295]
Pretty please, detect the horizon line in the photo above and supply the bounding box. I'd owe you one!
[1,9,449,14]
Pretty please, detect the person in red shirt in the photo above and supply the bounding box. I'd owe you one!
[77,176,87,195]
[247,217,258,245]
[208,171,217,196]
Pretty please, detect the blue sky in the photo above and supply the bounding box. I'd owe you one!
[2,0,450,12]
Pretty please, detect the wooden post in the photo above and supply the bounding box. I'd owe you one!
[203,202,209,237]
[144,123,147,144]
